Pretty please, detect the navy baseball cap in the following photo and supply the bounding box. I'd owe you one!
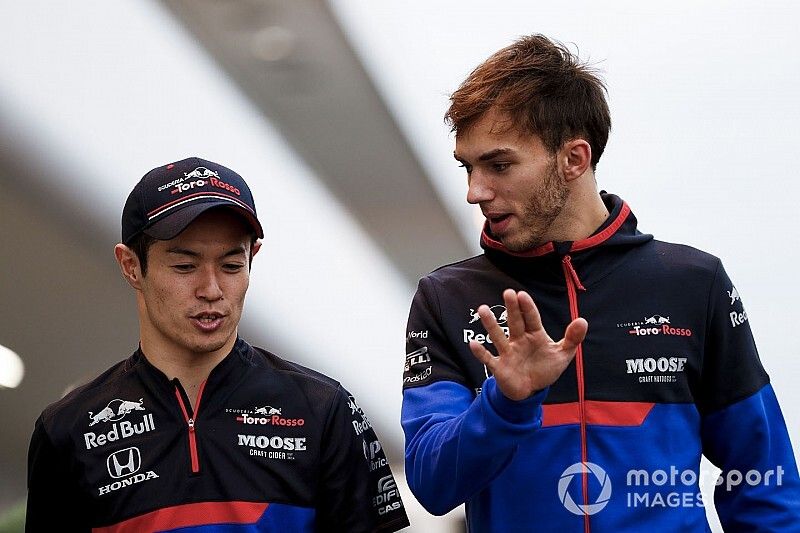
[121,157,264,244]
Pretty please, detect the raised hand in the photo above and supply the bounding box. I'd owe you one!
[468,289,587,401]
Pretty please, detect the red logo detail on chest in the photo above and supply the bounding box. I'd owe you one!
[628,324,692,337]
[235,414,305,426]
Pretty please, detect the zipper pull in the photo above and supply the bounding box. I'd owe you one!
[188,418,195,431]
[562,255,586,291]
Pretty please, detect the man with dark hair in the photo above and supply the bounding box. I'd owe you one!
[402,35,800,531]
[27,157,409,532]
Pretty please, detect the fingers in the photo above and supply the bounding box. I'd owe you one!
[560,317,588,353]
[478,290,541,344]
[517,291,544,334]
[477,305,509,349]
[503,289,525,338]
[469,340,496,369]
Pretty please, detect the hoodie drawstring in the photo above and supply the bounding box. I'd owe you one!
[561,254,590,533]
[561,255,586,291]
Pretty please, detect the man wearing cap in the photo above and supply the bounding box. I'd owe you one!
[26,157,409,532]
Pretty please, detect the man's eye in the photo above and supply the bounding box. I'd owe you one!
[173,264,195,272]
[492,163,510,172]
[223,264,245,272]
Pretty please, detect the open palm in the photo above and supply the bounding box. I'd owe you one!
[468,289,587,401]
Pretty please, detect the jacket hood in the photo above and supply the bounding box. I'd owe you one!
[479,192,653,289]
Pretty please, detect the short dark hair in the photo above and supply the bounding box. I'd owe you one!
[128,232,159,277]
[445,34,611,169]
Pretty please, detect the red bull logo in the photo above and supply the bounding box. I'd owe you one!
[184,167,218,180]
[468,305,507,325]
[728,286,741,305]
[348,396,372,436]
[88,398,145,426]
[255,405,281,416]
[644,315,670,325]
[84,413,156,450]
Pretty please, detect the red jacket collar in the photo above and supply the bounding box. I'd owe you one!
[480,200,632,258]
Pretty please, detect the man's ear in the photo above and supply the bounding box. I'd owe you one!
[114,243,143,290]
[251,240,262,258]
[559,139,592,182]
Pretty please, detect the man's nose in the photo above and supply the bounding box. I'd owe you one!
[196,267,223,301]
[467,172,494,205]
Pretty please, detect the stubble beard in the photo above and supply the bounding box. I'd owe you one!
[505,162,569,252]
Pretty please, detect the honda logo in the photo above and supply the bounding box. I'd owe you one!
[106,447,141,479]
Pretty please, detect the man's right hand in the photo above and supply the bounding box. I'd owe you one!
[468,289,587,401]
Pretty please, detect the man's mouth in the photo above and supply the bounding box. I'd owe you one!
[192,312,224,323]
[487,214,511,224]
[190,312,227,332]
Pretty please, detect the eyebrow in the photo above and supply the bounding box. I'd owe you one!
[453,147,516,163]
[166,245,248,258]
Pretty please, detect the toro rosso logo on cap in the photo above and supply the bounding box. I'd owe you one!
[168,167,241,196]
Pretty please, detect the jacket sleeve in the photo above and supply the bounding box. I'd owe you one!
[699,261,800,531]
[316,386,409,533]
[402,277,545,515]
[26,415,91,532]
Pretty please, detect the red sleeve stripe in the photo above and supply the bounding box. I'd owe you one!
[92,501,268,533]
[542,400,655,427]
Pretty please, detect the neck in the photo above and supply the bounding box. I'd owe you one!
[139,330,237,404]
[549,179,609,243]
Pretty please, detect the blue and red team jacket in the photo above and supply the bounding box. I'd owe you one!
[402,193,800,531]
[27,338,409,532]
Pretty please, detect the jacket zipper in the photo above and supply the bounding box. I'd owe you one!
[562,255,590,533]
[173,379,207,474]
